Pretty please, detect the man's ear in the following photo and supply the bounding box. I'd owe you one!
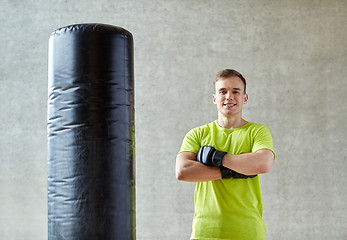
[212,94,217,104]
[243,93,248,104]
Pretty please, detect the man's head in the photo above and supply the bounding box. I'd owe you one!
[214,69,246,94]
[213,69,248,119]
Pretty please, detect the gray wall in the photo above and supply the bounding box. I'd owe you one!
[0,0,346,239]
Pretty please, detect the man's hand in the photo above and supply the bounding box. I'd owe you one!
[220,166,257,179]
[196,146,227,166]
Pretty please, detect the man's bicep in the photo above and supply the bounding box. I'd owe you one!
[255,148,275,161]
[176,151,197,180]
[254,149,275,173]
[176,151,197,165]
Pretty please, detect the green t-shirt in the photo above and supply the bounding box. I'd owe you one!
[179,120,275,240]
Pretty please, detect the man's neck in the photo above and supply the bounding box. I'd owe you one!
[217,115,247,129]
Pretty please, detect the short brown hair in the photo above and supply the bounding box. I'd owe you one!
[215,69,247,93]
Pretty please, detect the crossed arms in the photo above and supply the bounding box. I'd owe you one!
[175,149,275,182]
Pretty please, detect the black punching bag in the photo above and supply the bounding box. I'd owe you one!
[47,24,135,240]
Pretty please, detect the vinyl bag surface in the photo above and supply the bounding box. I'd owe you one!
[47,23,135,240]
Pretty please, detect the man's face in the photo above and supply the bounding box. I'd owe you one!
[213,76,248,118]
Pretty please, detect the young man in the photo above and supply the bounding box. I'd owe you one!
[176,69,275,240]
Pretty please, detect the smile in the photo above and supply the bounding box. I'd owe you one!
[224,103,236,107]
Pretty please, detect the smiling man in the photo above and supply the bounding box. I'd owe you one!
[176,69,275,240]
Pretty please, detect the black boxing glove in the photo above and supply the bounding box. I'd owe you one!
[220,166,257,179]
[196,146,227,167]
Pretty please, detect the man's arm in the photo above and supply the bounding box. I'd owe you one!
[175,151,222,182]
[222,149,275,175]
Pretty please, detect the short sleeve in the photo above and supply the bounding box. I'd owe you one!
[252,125,275,158]
[178,128,201,154]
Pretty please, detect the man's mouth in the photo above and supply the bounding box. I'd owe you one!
[224,103,236,107]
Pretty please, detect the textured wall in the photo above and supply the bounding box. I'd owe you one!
[0,0,346,239]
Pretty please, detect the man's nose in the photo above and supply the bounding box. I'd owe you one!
[226,91,233,100]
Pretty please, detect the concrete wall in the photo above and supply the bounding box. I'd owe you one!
[0,0,346,239]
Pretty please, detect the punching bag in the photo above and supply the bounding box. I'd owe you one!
[47,24,135,240]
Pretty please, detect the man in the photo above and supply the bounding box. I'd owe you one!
[176,69,275,240]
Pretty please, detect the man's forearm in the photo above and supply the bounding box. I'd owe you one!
[222,149,274,175]
[176,152,222,182]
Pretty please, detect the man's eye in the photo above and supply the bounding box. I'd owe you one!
[233,91,240,94]
[220,91,227,94]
